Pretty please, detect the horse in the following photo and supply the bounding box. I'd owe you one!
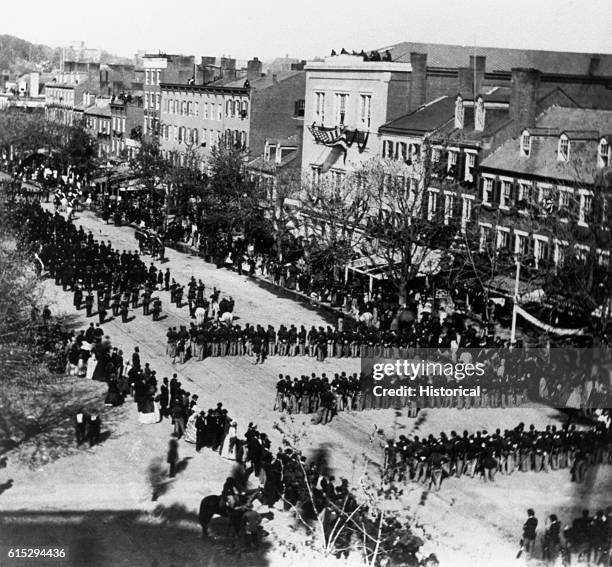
[198,487,263,539]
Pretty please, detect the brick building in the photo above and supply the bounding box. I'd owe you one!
[158,62,305,168]
[478,106,612,271]
[142,54,195,138]
[110,94,144,159]
[84,99,112,160]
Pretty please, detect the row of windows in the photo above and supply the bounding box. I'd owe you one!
[162,98,249,120]
[478,224,610,267]
[520,131,611,168]
[145,92,161,110]
[145,69,161,86]
[86,116,111,134]
[314,92,372,128]
[160,124,247,148]
[111,116,126,133]
[481,177,597,225]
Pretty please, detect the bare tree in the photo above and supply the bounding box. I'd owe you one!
[361,152,458,306]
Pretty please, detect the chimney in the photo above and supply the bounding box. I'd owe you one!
[457,68,473,98]
[588,56,601,76]
[409,52,427,111]
[509,68,541,132]
[468,55,486,96]
[247,57,262,81]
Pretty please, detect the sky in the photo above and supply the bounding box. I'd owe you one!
[2,0,611,61]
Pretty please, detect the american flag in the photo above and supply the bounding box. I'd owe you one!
[309,124,344,145]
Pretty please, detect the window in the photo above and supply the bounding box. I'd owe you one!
[240,131,247,148]
[515,232,529,256]
[145,70,150,85]
[462,197,473,229]
[465,153,476,182]
[579,193,593,225]
[575,245,589,263]
[382,140,394,159]
[217,104,222,121]
[181,101,187,116]
[483,178,494,203]
[447,151,458,175]
[432,148,441,163]
[518,182,532,204]
[334,93,348,125]
[554,241,567,265]
[398,142,407,161]
[534,238,549,267]
[444,193,455,224]
[203,103,209,119]
[315,92,325,124]
[454,96,464,129]
[558,134,570,161]
[520,131,531,157]
[156,93,161,109]
[241,100,248,117]
[597,249,610,268]
[496,228,509,250]
[599,138,610,168]
[156,70,161,85]
[311,166,321,188]
[500,180,513,208]
[559,188,571,210]
[194,102,199,116]
[360,94,372,128]
[479,224,491,252]
[192,128,198,144]
[294,99,305,117]
[427,191,438,220]
[201,128,207,146]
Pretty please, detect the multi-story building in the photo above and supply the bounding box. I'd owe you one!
[84,98,112,160]
[158,82,250,166]
[142,54,195,138]
[110,94,144,159]
[478,106,612,271]
[45,60,140,126]
[377,65,584,229]
[247,134,301,196]
[158,62,305,168]
[300,54,414,184]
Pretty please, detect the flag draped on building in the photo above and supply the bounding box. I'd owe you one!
[308,123,369,163]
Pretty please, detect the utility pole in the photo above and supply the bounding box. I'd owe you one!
[510,258,521,345]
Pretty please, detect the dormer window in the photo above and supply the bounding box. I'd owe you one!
[454,95,464,129]
[520,130,531,157]
[598,138,610,168]
[475,96,485,131]
[558,134,570,162]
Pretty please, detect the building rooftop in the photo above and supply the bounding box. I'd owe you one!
[381,41,612,75]
[480,105,612,183]
[379,96,455,135]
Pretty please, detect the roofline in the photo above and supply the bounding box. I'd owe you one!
[160,82,249,95]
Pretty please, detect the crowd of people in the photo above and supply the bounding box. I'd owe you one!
[520,507,611,564]
[381,420,612,491]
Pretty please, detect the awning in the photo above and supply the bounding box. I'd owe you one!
[346,248,450,279]
[486,275,544,301]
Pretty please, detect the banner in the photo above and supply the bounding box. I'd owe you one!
[515,305,587,336]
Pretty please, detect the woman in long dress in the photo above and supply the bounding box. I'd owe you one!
[86,353,97,380]
[184,411,198,444]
